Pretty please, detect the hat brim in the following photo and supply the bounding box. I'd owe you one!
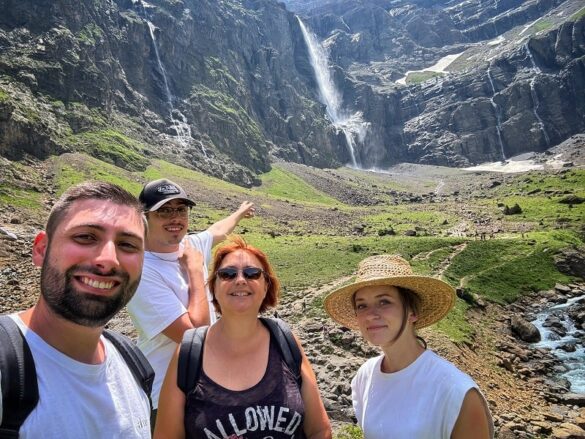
[147,196,196,212]
[324,275,456,330]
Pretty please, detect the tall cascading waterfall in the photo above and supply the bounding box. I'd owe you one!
[486,67,506,161]
[134,0,205,153]
[297,17,368,168]
[525,44,550,146]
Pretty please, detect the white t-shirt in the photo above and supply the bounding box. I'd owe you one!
[7,315,151,438]
[127,231,214,408]
[352,350,493,439]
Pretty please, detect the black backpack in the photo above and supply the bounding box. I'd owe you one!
[0,315,154,438]
[178,317,302,395]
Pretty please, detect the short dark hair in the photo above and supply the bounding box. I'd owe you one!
[45,181,146,238]
[209,235,280,314]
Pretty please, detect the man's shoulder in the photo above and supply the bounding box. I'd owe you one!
[186,230,212,251]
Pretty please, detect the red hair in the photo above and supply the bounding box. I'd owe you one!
[209,235,280,314]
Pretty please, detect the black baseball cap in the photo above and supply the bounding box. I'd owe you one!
[138,179,196,212]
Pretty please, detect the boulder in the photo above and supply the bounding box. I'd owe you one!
[552,423,585,439]
[503,203,523,215]
[558,195,584,205]
[0,227,18,241]
[554,247,585,279]
[559,394,585,406]
[510,315,541,342]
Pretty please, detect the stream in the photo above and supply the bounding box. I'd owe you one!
[532,294,585,393]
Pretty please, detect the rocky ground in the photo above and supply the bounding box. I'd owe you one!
[1,148,585,438]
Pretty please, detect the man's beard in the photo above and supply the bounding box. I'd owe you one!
[40,257,140,328]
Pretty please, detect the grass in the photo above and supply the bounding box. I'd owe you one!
[443,237,576,304]
[498,195,584,225]
[0,162,44,210]
[334,424,363,439]
[434,300,473,343]
[571,6,585,21]
[145,160,249,194]
[0,184,43,210]
[242,234,463,292]
[485,169,585,228]
[531,18,554,33]
[443,240,533,287]
[204,56,239,88]
[4,152,582,347]
[466,248,574,303]
[363,209,455,235]
[406,71,444,84]
[258,167,340,206]
[0,89,8,102]
[411,245,457,275]
[189,85,263,146]
[67,129,149,171]
[77,23,103,45]
[53,154,143,196]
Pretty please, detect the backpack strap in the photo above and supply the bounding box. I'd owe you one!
[177,326,208,396]
[176,319,302,397]
[259,317,303,388]
[102,330,155,411]
[0,315,39,438]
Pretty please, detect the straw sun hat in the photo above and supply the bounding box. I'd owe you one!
[324,254,456,330]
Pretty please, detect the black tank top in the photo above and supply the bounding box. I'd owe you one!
[185,335,307,439]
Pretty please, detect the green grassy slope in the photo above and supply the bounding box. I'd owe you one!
[2,153,582,345]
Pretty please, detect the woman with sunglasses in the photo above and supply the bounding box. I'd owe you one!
[154,236,331,439]
[324,255,493,439]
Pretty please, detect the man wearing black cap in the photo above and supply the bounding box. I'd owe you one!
[127,178,254,420]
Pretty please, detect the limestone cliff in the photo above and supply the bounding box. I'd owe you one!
[0,0,584,181]
[0,0,343,185]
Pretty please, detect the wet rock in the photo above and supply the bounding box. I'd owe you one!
[559,394,585,407]
[559,342,576,353]
[543,314,565,330]
[510,315,541,343]
[555,284,573,294]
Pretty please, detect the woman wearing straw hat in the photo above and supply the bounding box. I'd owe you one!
[324,255,493,439]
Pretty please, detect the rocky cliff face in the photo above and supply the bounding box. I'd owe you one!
[0,0,583,181]
[289,0,585,168]
[0,0,345,185]
[356,18,585,167]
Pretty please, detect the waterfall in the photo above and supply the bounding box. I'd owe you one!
[135,0,199,150]
[525,44,550,146]
[486,68,506,161]
[297,16,368,168]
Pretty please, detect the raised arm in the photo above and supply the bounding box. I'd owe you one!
[161,241,209,343]
[206,201,255,247]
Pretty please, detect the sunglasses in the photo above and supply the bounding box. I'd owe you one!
[155,206,190,219]
[216,267,265,281]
